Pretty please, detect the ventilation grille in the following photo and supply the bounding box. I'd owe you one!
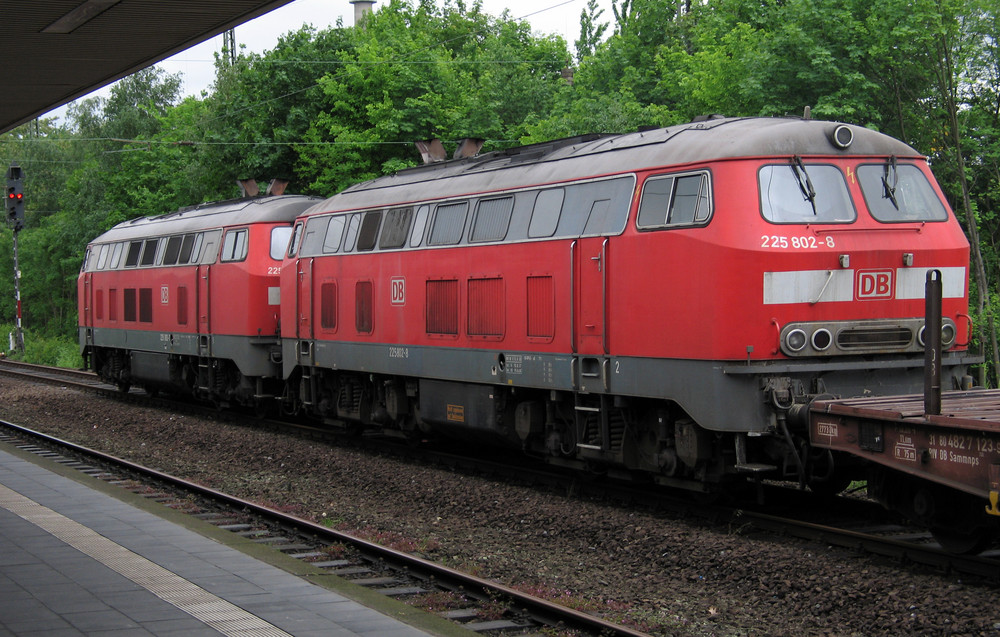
[837,326,912,349]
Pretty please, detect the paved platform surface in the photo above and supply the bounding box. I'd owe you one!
[0,442,455,637]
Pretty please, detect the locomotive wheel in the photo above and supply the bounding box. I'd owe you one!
[115,381,131,394]
[930,525,992,555]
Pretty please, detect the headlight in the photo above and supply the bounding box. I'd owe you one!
[785,328,807,352]
[811,328,833,351]
[941,323,956,347]
[918,323,956,349]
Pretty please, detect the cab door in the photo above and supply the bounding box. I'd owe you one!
[296,257,314,341]
[81,272,94,329]
[573,237,610,393]
[574,237,608,356]
[196,264,211,354]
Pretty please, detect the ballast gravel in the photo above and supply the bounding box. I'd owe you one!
[1,378,998,636]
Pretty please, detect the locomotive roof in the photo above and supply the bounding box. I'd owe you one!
[90,194,322,244]
[311,116,922,214]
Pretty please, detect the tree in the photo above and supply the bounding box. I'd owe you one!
[296,0,569,194]
[575,0,608,61]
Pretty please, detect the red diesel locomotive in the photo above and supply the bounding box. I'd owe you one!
[79,194,321,404]
[79,116,989,545]
[280,116,974,491]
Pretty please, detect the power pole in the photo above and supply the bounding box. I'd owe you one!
[223,28,236,66]
[6,163,25,354]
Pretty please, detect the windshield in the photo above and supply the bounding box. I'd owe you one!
[759,163,855,223]
[858,163,948,222]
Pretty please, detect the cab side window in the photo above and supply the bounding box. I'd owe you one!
[221,228,249,262]
[637,172,712,229]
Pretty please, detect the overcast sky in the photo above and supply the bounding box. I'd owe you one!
[155,0,612,99]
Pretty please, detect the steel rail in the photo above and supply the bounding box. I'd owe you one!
[0,417,653,637]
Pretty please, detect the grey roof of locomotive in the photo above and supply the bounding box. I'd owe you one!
[89,195,323,244]
[308,116,922,214]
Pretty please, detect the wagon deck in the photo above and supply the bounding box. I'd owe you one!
[809,389,1000,514]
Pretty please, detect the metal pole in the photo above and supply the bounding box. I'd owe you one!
[10,228,24,353]
[924,270,942,415]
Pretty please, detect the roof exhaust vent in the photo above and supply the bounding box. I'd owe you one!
[453,138,484,159]
[415,139,446,164]
[237,179,260,197]
[266,178,289,196]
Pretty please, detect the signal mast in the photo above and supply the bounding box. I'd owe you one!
[6,163,25,353]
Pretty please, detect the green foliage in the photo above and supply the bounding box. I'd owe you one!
[0,323,81,368]
[297,0,568,194]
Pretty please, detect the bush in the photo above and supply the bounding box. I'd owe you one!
[1,324,82,369]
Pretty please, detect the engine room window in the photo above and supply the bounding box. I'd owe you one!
[637,172,711,228]
[528,189,564,238]
[96,244,110,270]
[124,241,142,268]
[428,202,469,245]
[410,205,429,247]
[271,226,293,260]
[357,211,382,251]
[470,197,513,242]
[323,216,346,253]
[162,236,182,265]
[181,234,202,264]
[221,228,249,262]
[343,214,361,252]
[857,163,948,223]
[109,243,124,269]
[380,207,413,249]
[758,163,855,223]
[140,239,159,266]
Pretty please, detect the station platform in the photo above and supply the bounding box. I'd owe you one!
[0,440,468,637]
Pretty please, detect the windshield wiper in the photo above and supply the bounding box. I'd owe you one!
[791,156,817,215]
[882,155,899,210]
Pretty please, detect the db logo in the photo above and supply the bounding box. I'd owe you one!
[390,277,405,305]
[856,270,894,300]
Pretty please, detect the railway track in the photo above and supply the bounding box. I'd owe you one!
[3,359,1000,586]
[0,417,652,637]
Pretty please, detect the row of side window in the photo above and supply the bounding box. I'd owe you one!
[84,230,221,273]
[292,175,640,258]
[82,227,268,273]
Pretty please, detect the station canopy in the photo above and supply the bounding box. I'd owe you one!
[0,0,296,133]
